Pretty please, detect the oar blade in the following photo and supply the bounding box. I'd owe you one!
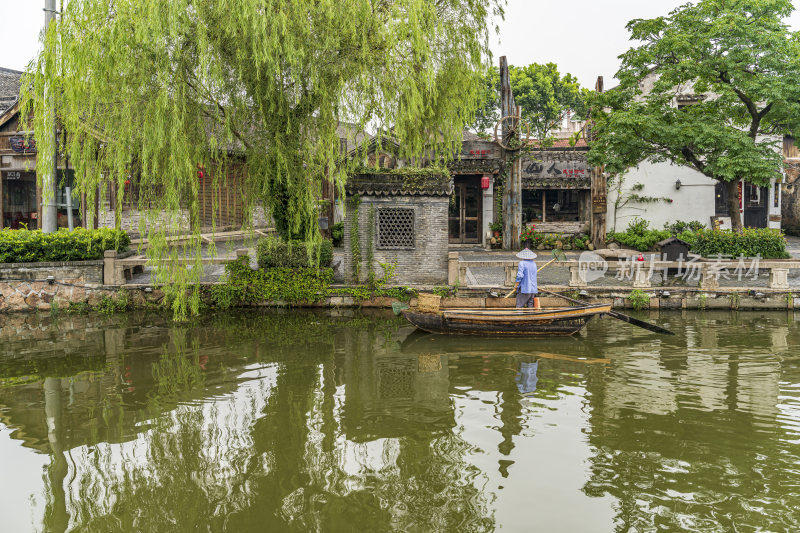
[607,311,676,336]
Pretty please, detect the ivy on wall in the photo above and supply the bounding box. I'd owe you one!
[349,195,361,283]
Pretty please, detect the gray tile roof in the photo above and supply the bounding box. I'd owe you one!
[0,67,23,114]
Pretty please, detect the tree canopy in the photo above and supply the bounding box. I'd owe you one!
[587,0,800,230]
[22,0,503,317]
[471,62,589,144]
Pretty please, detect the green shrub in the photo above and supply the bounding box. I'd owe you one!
[256,236,333,269]
[664,220,705,235]
[607,218,669,252]
[691,228,789,258]
[331,222,344,247]
[222,256,334,304]
[627,289,650,311]
[0,228,130,263]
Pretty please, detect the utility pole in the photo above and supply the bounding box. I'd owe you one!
[500,56,521,249]
[41,0,58,233]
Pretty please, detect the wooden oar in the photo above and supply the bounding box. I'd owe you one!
[505,249,566,298]
[538,289,676,336]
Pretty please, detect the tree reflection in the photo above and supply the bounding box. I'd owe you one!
[582,311,800,532]
[1,311,494,531]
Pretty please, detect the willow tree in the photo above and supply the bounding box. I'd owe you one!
[21,0,503,317]
[588,0,800,232]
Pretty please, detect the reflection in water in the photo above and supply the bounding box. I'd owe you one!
[0,310,800,531]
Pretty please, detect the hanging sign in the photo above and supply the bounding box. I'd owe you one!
[9,136,37,154]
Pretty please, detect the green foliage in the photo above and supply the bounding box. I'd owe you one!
[67,301,90,314]
[256,236,333,269]
[607,218,670,252]
[97,292,131,314]
[216,257,333,306]
[665,220,705,235]
[472,62,590,141]
[432,286,456,298]
[691,228,789,259]
[611,217,789,257]
[627,289,651,311]
[730,292,741,310]
[588,0,800,231]
[213,256,412,307]
[23,0,503,318]
[366,205,376,281]
[0,228,129,263]
[331,222,344,247]
[349,196,361,282]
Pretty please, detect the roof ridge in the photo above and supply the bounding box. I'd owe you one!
[0,67,24,75]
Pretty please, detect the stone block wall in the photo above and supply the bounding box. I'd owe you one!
[0,261,108,312]
[97,203,271,237]
[342,195,448,286]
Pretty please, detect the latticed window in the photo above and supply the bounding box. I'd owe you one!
[377,208,415,249]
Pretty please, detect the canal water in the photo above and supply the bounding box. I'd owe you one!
[1,309,800,532]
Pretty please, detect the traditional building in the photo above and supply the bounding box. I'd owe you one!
[0,66,273,236]
[0,67,84,230]
[601,73,783,231]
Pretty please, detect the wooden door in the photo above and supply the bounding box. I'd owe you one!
[744,184,768,228]
[449,177,482,244]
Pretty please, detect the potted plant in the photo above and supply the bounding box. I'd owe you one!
[519,225,537,247]
[490,222,503,238]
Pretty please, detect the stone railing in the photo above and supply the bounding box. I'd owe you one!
[448,252,800,290]
[103,249,251,285]
[565,260,800,290]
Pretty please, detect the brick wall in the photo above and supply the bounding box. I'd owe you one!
[342,195,448,286]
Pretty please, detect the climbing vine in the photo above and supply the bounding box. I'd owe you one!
[366,205,376,282]
[349,196,361,283]
[21,0,503,319]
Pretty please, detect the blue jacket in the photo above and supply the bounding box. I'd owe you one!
[515,260,538,294]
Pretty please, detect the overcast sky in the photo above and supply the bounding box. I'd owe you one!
[2,0,800,88]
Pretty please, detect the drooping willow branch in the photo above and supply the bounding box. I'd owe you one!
[21,0,503,318]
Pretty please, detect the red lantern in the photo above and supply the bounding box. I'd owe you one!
[481,176,491,189]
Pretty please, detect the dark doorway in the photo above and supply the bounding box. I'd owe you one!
[715,181,768,228]
[744,184,768,228]
[449,176,482,244]
[714,181,729,217]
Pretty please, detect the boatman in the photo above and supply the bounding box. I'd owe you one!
[515,248,540,309]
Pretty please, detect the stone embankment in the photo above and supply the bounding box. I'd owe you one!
[1,254,799,313]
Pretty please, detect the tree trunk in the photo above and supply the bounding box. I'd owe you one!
[726,179,743,232]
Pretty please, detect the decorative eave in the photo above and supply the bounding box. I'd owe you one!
[345,171,453,197]
[522,177,591,190]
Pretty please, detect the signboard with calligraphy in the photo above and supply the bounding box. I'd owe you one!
[521,158,588,178]
[460,141,499,160]
[9,136,37,154]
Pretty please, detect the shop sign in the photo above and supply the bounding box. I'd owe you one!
[5,171,22,180]
[9,136,37,154]
[522,159,587,178]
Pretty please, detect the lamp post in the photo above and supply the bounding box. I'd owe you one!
[41,0,59,233]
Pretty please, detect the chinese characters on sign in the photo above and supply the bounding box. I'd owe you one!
[522,159,587,178]
[9,136,37,154]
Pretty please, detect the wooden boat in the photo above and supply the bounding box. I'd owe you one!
[401,304,612,336]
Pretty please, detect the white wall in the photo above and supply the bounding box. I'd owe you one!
[607,161,717,232]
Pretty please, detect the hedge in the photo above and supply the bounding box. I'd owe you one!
[691,228,789,259]
[0,228,130,263]
[256,236,333,269]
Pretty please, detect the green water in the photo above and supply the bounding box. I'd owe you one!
[1,309,800,532]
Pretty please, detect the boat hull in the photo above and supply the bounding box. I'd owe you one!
[402,304,612,336]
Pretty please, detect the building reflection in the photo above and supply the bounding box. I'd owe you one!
[582,311,800,531]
